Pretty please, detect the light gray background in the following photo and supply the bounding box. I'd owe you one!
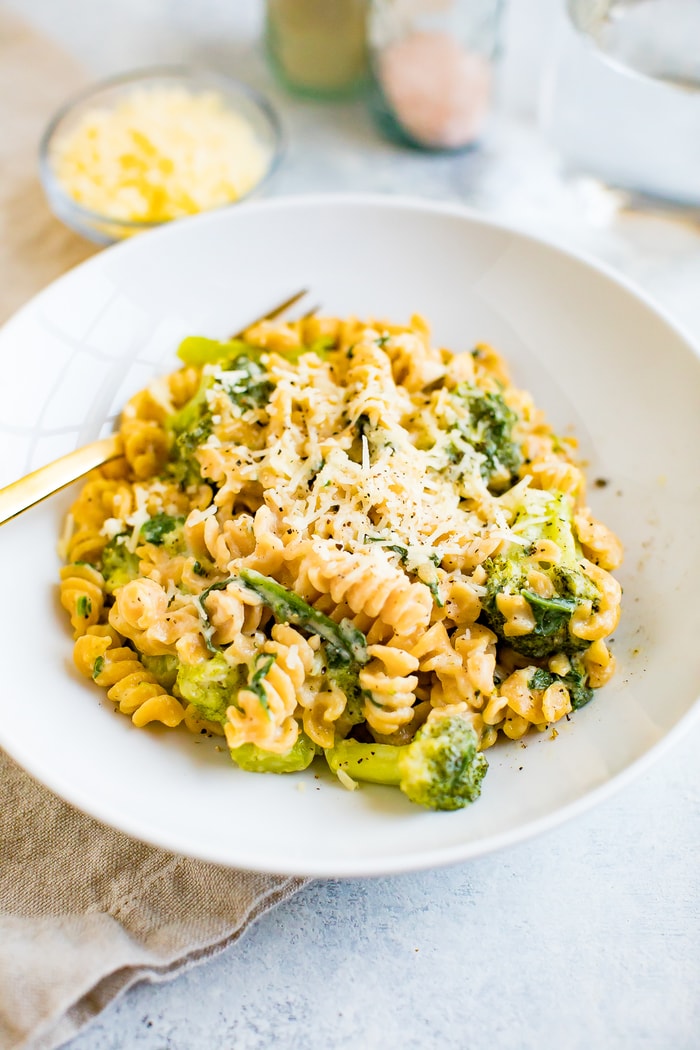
[4,1,700,1047]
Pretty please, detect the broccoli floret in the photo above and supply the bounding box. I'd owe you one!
[451,384,522,493]
[100,534,140,594]
[528,663,594,710]
[140,512,185,550]
[141,654,180,691]
[325,646,366,731]
[101,518,186,593]
[175,653,244,724]
[165,356,275,486]
[218,355,273,412]
[481,488,600,659]
[325,715,488,811]
[165,374,215,487]
[230,733,318,774]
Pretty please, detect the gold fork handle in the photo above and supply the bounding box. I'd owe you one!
[0,290,313,527]
[0,435,122,526]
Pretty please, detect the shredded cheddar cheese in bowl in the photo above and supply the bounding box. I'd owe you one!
[40,69,282,243]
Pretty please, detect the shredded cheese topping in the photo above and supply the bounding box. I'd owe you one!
[52,86,271,224]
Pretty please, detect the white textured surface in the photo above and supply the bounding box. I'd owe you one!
[5,1,700,1047]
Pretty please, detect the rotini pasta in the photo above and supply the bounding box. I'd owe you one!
[58,312,622,811]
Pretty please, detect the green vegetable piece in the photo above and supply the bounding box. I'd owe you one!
[141,654,180,691]
[92,656,105,680]
[140,513,185,547]
[306,336,335,359]
[176,653,244,724]
[451,385,522,493]
[528,667,555,692]
[76,595,92,618]
[527,663,594,711]
[238,569,368,665]
[220,356,273,412]
[165,374,215,487]
[325,645,366,728]
[177,335,332,368]
[176,336,262,367]
[521,590,578,646]
[230,733,317,774]
[325,716,488,811]
[100,535,140,594]
[247,652,277,714]
[481,489,600,659]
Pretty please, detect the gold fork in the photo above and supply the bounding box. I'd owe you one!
[0,289,312,526]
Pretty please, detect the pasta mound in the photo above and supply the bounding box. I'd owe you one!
[58,313,623,809]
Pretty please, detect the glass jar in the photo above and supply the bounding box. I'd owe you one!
[539,0,700,209]
[265,0,369,99]
[368,0,504,151]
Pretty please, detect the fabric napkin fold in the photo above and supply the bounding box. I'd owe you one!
[0,13,307,1050]
[0,750,305,1050]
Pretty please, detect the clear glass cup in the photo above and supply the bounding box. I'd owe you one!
[39,67,283,245]
[368,0,504,151]
[539,0,700,209]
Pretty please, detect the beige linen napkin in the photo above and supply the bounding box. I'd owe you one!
[0,751,303,1050]
[0,15,306,1050]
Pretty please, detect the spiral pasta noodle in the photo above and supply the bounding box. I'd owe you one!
[74,625,186,728]
[59,564,105,638]
[360,644,419,736]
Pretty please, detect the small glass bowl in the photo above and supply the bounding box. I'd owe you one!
[39,66,284,245]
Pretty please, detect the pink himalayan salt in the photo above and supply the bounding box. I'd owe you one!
[378,30,492,149]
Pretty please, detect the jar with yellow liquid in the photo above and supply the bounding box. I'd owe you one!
[265,0,369,99]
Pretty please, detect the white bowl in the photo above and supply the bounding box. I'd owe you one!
[1,195,699,876]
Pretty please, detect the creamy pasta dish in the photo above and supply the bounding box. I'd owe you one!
[59,313,622,811]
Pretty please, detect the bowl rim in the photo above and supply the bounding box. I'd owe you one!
[38,63,285,234]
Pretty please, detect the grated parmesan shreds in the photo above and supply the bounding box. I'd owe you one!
[52,86,271,225]
[197,338,519,575]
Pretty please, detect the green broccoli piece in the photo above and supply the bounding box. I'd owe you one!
[176,335,332,368]
[140,512,185,549]
[325,716,488,811]
[218,355,273,412]
[324,646,366,730]
[528,663,594,711]
[101,518,186,593]
[229,733,318,774]
[175,653,244,724]
[176,649,318,773]
[100,534,140,594]
[165,374,215,487]
[141,654,180,691]
[481,488,600,659]
[176,336,263,367]
[165,356,275,486]
[450,384,522,493]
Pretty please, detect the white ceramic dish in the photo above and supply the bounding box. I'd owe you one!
[1,195,699,877]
